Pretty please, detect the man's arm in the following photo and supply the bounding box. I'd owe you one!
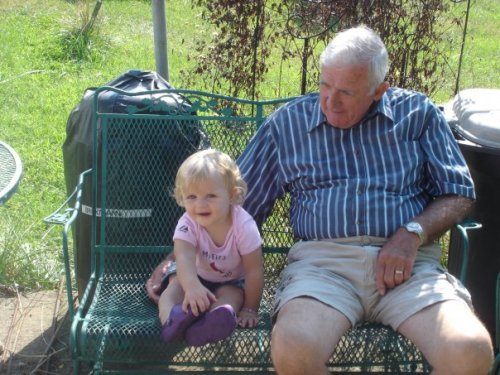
[412,194,474,243]
[145,252,176,304]
[237,118,284,227]
[376,194,474,295]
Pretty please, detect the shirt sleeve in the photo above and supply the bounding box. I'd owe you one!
[237,115,286,227]
[233,207,262,255]
[172,213,198,247]
[420,100,476,199]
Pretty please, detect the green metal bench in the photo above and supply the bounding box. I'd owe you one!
[46,86,480,374]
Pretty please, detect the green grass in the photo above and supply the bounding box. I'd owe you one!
[0,0,499,290]
[432,0,500,102]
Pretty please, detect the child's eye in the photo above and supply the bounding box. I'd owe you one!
[185,195,196,200]
[206,194,217,199]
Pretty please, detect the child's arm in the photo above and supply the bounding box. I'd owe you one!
[174,239,216,316]
[238,246,264,328]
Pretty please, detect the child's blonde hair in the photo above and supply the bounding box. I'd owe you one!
[174,149,247,207]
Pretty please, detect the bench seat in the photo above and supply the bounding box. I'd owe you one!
[46,86,477,374]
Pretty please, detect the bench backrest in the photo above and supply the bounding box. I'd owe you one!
[90,87,297,264]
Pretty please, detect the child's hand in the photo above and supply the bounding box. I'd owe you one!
[182,284,216,316]
[237,308,259,328]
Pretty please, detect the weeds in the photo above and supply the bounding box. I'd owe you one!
[55,0,104,62]
[55,27,102,62]
[0,215,63,288]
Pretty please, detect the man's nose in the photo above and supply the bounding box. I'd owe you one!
[328,89,340,103]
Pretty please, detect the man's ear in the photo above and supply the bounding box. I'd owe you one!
[374,81,390,101]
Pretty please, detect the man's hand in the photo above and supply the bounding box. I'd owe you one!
[375,227,420,295]
[145,258,173,304]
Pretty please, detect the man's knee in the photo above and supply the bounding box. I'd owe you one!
[271,317,311,364]
[271,322,325,375]
[399,301,493,374]
[428,326,493,375]
[270,300,350,375]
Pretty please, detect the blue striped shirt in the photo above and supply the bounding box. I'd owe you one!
[238,88,475,240]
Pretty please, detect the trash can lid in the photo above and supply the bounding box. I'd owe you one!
[445,88,500,149]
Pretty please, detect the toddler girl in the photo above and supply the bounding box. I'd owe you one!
[158,149,263,347]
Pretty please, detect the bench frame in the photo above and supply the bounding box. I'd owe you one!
[46,87,480,374]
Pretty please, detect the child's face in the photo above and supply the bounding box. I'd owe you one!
[181,174,233,230]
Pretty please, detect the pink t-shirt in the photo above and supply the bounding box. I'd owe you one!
[173,205,262,282]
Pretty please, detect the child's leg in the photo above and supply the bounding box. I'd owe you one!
[184,286,243,346]
[159,277,201,343]
[158,277,183,325]
[212,285,244,312]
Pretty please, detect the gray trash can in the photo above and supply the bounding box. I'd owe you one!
[444,88,500,344]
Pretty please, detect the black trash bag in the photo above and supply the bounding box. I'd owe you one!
[63,70,209,297]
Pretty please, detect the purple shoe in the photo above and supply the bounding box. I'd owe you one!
[184,304,237,347]
[161,304,199,343]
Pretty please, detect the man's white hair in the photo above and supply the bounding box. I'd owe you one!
[320,25,389,92]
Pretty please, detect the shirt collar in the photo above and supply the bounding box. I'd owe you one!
[369,91,394,122]
[308,96,325,131]
[309,90,394,131]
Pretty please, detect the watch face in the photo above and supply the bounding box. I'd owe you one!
[407,222,420,231]
[405,222,424,242]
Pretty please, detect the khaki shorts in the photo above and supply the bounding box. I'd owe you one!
[273,237,472,330]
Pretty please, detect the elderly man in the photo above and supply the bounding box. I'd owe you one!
[148,25,493,374]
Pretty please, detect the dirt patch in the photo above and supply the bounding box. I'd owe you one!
[0,281,73,375]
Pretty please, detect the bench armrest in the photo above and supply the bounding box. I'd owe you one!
[44,168,92,319]
[43,168,92,226]
[453,219,482,284]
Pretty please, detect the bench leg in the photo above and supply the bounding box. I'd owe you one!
[90,324,109,374]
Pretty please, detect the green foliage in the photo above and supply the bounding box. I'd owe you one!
[186,0,466,98]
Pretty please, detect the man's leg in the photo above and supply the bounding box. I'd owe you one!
[271,297,351,375]
[398,300,493,375]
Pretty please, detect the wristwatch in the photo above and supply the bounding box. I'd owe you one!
[403,221,425,244]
